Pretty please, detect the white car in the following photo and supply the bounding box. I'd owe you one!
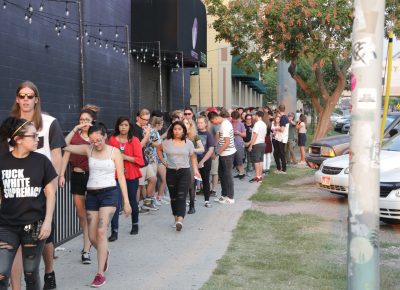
[315,134,400,223]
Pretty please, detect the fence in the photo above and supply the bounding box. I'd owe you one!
[54,167,81,246]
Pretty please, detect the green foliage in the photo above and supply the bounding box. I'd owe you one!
[262,66,278,104]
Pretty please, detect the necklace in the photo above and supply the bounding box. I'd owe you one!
[117,136,128,153]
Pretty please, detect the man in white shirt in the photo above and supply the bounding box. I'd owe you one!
[248,111,267,182]
[208,110,236,204]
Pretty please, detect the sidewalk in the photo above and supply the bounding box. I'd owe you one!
[50,174,261,290]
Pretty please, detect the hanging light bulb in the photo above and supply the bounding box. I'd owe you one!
[28,2,33,12]
[115,47,119,53]
[54,22,59,31]
[143,59,146,63]
[28,16,32,24]
[65,3,69,16]
[152,50,155,57]
[94,39,97,45]
[132,49,136,53]
[136,55,139,60]
[84,26,88,37]
[24,12,28,21]
[176,62,179,68]
[115,27,119,38]
[3,1,6,9]
[87,39,90,45]
[76,33,79,40]
[99,42,102,48]
[145,47,148,53]
[99,28,102,36]
[163,54,166,61]
[153,64,156,68]
[63,22,67,29]
[123,51,126,55]
[122,48,125,53]
[175,54,178,60]
[57,29,61,36]
[140,48,143,52]
[39,1,44,12]
[105,42,108,49]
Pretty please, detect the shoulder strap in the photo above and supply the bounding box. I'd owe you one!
[90,146,94,156]
[110,146,114,158]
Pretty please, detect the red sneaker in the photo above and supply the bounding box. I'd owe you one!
[91,273,106,288]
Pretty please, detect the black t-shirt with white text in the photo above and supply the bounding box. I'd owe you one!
[0,152,57,226]
[132,123,148,167]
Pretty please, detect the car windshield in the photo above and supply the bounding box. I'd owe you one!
[385,115,395,130]
[382,133,400,151]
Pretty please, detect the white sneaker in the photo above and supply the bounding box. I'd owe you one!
[152,197,162,207]
[218,197,235,204]
[214,196,225,202]
[204,201,212,208]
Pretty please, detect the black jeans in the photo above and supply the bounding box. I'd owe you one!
[0,224,46,290]
[218,154,235,199]
[166,168,191,218]
[272,139,287,172]
[199,158,212,202]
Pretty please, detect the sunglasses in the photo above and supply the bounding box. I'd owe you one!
[90,138,104,145]
[21,133,39,140]
[184,113,192,116]
[18,93,36,100]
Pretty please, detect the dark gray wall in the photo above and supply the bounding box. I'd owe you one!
[0,0,132,131]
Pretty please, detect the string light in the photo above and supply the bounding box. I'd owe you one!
[115,27,118,38]
[152,50,154,57]
[39,1,44,11]
[99,41,102,48]
[99,27,102,36]
[24,11,28,20]
[84,26,88,37]
[65,2,69,16]
[175,54,178,60]
[3,1,6,9]
[28,2,33,12]
[94,39,97,45]
[57,29,61,36]
[63,22,67,29]
[28,15,32,24]
[163,54,166,61]
[76,33,79,40]
[87,38,90,45]
[105,41,108,49]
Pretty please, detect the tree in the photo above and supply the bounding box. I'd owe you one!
[205,0,400,140]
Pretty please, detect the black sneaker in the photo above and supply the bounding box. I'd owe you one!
[130,224,139,235]
[43,271,56,290]
[108,231,118,242]
[187,206,196,214]
[81,251,91,264]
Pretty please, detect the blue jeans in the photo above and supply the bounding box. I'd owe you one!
[110,179,139,231]
[0,224,46,290]
[218,154,235,199]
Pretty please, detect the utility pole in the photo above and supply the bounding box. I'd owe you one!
[181,51,185,108]
[347,1,384,289]
[157,41,163,111]
[77,0,85,106]
[125,25,133,119]
[198,62,201,111]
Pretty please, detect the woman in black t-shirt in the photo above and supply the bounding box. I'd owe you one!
[0,117,57,290]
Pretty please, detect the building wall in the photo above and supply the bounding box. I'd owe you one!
[0,0,134,130]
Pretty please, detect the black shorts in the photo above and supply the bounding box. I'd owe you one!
[70,171,89,195]
[85,187,118,211]
[298,133,307,147]
[250,143,266,163]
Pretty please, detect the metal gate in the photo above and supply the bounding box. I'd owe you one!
[54,167,81,246]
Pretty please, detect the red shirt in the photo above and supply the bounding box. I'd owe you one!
[109,135,144,180]
[69,132,90,172]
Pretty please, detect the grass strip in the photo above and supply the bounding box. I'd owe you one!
[201,210,346,290]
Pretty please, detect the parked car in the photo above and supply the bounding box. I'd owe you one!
[334,116,351,132]
[330,112,343,123]
[315,133,400,223]
[341,122,350,134]
[306,112,400,169]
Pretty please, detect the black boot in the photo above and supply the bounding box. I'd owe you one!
[130,224,139,235]
[108,230,118,242]
[188,206,196,214]
[43,271,56,290]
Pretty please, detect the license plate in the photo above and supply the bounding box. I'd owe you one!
[322,176,331,186]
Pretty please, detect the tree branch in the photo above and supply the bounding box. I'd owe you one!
[288,61,323,113]
[315,65,329,101]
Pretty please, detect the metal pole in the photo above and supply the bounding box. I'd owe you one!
[380,31,394,143]
[158,41,163,111]
[347,1,384,289]
[77,0,85,106]
[209,67,214,107]
[198,62,201,111]
[181,51,184,107]
[125,25,133,119]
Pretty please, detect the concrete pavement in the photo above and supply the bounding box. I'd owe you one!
[49,174,261,290]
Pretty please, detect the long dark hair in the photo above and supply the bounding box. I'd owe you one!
[0,117,34,146]
[113,116,134,141]
[166,121,187,141]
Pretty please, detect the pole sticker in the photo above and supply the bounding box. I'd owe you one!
[356,88,377,109]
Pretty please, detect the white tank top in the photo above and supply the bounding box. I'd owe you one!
[87,147,117,189]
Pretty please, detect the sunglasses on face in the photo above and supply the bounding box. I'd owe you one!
[18,93,36,100]
[21,133,39,140]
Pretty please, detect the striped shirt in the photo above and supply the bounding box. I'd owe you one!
[218,119,236,156]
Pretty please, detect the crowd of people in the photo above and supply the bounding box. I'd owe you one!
[0,80,307,289]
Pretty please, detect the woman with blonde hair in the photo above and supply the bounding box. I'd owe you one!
[183,118,204,214]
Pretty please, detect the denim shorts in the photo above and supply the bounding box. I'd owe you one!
[70,171,89,195]
[250,143,266,163]
[85,187,118,211]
